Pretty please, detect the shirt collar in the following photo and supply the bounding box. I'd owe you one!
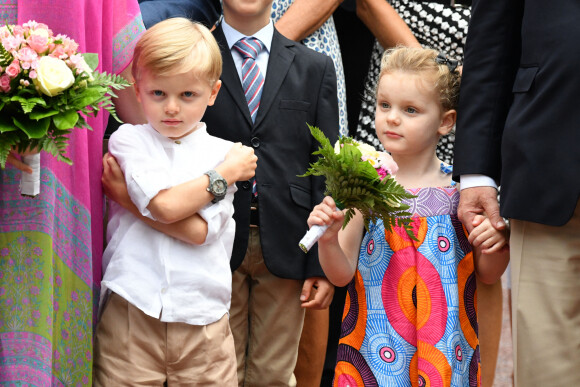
[145,122,208,146]
[221,19,273,54]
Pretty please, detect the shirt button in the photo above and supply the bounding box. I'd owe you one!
[174,140,181,144]
[161,288,167,294]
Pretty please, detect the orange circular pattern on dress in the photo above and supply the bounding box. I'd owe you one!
[340,270,367,351]
[398,267,431,330]
[409,341,452,387]
[385,217,428,252]
[457,252,478,349]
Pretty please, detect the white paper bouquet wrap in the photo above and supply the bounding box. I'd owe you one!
[298,125,416,253]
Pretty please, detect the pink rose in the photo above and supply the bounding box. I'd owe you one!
[0,74,11,92]
[5,60,20,78]
[27,34,48,54]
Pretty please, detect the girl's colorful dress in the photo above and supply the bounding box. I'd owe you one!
[0,1,144,384]
[334,177,480,386]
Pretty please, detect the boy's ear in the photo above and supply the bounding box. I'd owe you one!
[207,80,222,106]
[438,109,456,136]
[133,81,142,103]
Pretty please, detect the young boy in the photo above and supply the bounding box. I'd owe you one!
[203,0,340,384]
[93,18,257,385]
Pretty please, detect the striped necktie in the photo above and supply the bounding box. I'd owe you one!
[233,37,265,123]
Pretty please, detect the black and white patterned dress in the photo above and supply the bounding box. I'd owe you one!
[354,0,471,164]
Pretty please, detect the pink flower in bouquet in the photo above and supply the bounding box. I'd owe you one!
[5,60,20,78]
[0,74,11,92]
[59,36,79,57]
[3,34,23,52]
[16,47,38,70]
[50,45,66,60]
[27,33,49,54]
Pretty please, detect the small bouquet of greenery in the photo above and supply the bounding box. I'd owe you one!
[298,125,416,252]
[0,20,130,196]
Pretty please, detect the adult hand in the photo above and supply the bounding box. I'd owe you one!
[300,276,334,309]
[5,146,40,174]
[458,186,505,233]
[6,151,33,174]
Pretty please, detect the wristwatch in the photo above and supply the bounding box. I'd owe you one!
[204,170,228,203]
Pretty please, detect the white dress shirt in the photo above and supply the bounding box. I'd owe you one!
[459,174,498,190]
[102,123,237,325]
[221,19,273,80]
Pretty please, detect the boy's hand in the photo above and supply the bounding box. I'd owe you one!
[219,143,257,183]
[468,214,509,254]
[102,153,132,209]
[300,277,334,309]
[307,196,344,243]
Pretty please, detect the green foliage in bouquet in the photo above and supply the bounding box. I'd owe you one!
[300,124,416,240]
[0,21,130,168]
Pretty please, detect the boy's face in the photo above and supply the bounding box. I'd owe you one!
[135,69,221,140]
[222,0,273,34]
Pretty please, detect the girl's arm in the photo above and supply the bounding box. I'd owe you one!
[146,143,257,223]
[308,196,365,287]
[355,0,421,49]
[469,215,510,284]
[102,154,208,245]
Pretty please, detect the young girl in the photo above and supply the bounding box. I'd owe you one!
[308,47,509,386]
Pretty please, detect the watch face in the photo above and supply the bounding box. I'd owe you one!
[212,180,227,195]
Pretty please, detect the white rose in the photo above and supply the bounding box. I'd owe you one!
[357,143,380,159]
[33,56,75,97]
[29,27,50,40]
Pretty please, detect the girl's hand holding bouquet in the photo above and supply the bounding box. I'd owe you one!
[0,21,130,196]
[298,125,416,252]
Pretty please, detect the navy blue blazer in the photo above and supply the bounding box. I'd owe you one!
[203,25,340,279]
[138,0,221,28]
[453,0,580,226]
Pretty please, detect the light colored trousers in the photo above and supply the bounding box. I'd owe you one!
[510,202,580,386]
[230,228,306,387]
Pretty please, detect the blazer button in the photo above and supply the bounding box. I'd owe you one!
[242,181,251,190]
[251,137,260,148]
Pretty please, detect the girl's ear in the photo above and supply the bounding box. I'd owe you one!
[438,109,456,136]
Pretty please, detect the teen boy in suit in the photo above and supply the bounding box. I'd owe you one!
[203,0,340,384]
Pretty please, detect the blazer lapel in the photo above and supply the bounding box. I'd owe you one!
[214,26,254,126]
[254,29,295,127]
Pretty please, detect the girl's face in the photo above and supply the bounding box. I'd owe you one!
[375,71,455,157]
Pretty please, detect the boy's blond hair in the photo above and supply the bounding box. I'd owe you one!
[378,46,461,111]
[132,18,222,85]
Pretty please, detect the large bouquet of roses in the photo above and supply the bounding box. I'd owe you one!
[299,125,416,252]
[0,20,130,196]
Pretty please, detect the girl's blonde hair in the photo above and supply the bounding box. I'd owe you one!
[132,18,222,86]
[378,46,461,111]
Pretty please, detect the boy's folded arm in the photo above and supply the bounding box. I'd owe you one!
[103,154,209,244]
[131,207,209,245]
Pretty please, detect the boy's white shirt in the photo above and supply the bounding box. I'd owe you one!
[102,122,237,325]
[221,19,273,80]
